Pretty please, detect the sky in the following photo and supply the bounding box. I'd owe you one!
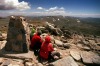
[0,0,100,17]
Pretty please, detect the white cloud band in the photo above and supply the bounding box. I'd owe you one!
[0,0,30,11]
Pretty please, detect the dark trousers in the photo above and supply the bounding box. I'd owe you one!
[33,43,41,56]
[48,51,60,62]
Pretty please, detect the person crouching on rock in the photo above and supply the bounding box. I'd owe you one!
[39,36,61,62]
[30,31,43,55]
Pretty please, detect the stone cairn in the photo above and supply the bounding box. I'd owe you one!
[5,16,30,53]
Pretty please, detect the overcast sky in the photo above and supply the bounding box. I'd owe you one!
[0,0,100,17]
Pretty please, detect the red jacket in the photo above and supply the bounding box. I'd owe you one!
[40,36,54,59]
[30,33,42,49]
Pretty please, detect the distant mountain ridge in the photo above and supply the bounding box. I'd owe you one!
[27,16,100,36]
[0,16,100,36]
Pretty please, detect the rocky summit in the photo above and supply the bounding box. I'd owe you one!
[0,16,100,66]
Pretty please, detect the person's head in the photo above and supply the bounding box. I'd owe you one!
[37,31,42,36]
[45,36,51,43]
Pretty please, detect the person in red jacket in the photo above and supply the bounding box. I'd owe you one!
[30,31,43,55]
[39,35,54,60]
[40,35,61,61]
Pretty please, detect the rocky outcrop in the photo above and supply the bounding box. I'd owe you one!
[0,16,100,66]
[45,22,63,36]
[81,51,100,64]
[5,16,30,53]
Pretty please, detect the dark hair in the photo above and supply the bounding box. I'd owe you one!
[37,31,42,35]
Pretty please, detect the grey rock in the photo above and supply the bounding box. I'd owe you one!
[0,58,3,64]
[70,50,81,61]
[0,34,4,41]
[8,64,20,66]
[77,44,83,48]
[0,51,35,60]
[82,40,89,45]
[12,59,23,64]
[95,38,100,43]
[37,63,43,66]
[25,62,34,66]
[54,39,63,47]
[81,51,93,64]
[61,38,68,43]
[88,40,95,44]
[81,51,100,64]
[92,52,100,64]
[83,46,91,51]
[63,43,70,49]
[51,56,78,66]
[0,36,3,41]
[95,46,100,51]
[0,41,7,49]
[2,33,7,40]
[2,59,12,66]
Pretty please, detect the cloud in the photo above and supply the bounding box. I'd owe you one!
[1,6,99,18]
[48,6,58,11]
[37,6,65,12]
[44,7,66,16]
[1,11,100,18]
[36,6,66,16]
[0,0,30,11]
[45,6,65,12]
[0,6,67,17]
[60,7,64,10]
[37,7,44,10]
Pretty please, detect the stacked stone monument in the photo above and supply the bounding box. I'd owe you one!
[5,16,30,53]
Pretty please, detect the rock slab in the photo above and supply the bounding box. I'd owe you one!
[81,51,93,64]
[81,51,100,64]
[55,39,63,47]
[51,56,78,66]
[70,50,81,61]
